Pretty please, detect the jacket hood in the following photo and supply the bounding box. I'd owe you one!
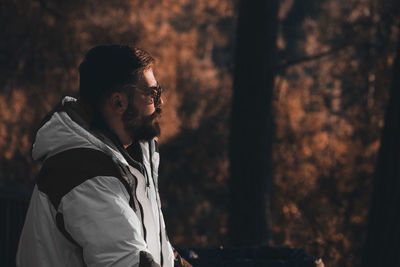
[32,96,127,164]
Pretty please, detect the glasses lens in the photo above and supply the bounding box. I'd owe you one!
[154,82,162,105]
[132,82,162,105]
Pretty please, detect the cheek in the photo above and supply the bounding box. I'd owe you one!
[133,95,155,116]
[143,106,156,116]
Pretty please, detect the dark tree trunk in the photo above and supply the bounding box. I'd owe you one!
[228,0,279,246]
[362,30,400,267]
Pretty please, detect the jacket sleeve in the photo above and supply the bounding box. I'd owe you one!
[60,175,160,267]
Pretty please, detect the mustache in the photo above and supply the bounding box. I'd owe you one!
[148,108,162,121]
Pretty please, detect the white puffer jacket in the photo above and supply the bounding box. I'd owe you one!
[16,97,174,267]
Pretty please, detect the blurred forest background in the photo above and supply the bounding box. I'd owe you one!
[1,0,400,266]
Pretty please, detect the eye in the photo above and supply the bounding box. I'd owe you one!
[150,89,158,97]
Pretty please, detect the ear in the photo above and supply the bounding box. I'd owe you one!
[108,92,128,114]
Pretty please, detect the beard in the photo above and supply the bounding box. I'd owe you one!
[122,104,161,143]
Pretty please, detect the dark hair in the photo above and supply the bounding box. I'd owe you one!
[78,45,154,109]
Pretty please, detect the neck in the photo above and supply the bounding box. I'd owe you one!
[102,112,132,148]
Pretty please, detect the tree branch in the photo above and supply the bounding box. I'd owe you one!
[277,43,354,71]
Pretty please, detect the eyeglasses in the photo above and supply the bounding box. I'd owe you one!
[131,81,162,106]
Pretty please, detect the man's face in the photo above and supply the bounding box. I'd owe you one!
[122,69,163,142]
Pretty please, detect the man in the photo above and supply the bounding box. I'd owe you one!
[17,45,190,267]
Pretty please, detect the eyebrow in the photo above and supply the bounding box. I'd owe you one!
[148,82,158,88]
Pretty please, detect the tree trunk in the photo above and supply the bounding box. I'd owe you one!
[228,0,279,246]
[362,30,400,267]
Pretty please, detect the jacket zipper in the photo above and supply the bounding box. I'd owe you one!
[148,142,164,266]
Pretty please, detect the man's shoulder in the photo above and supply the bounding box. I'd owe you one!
[37,147,123,208]
[42,147,120,176]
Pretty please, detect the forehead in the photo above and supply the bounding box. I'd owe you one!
[139,68,157,87]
